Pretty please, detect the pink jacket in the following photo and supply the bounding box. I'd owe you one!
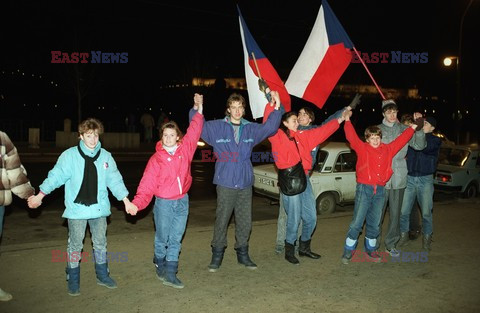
[132,112,203,210]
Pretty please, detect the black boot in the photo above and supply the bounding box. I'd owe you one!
[422,234,433,251]
[298,238,321,259]
[284,241,299,265]
[235,246,257,270]
[208,246,225,272]
[163,261,184,289]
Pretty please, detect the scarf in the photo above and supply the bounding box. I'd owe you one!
[74,143,101,206]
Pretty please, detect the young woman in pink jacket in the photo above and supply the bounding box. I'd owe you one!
[130,94,204,289]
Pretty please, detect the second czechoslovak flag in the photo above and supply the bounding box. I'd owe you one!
[285,0,353,109]
[238,6,291,118]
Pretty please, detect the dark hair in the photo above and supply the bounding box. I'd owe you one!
[299,107,315,123]
[400,113,414,125]
[160,121,184,142]
[279,111,297,139]
[382,103,398,113]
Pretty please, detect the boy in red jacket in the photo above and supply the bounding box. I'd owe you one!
[129,94,204,288]
[341,111,418,264]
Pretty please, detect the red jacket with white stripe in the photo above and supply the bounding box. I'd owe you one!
[344,120,414,187]
[132,112,203,210]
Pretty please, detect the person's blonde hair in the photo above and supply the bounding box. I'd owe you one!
[78,118,104,136]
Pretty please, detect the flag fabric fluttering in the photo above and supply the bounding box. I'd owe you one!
[285,0,353,109]
[238,6,291,118]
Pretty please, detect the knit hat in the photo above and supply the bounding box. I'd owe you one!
[425,116,437,128]
[381,99,397,108]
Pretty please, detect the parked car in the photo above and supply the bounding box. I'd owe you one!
[434,144,480,198]
[253,141,357,214]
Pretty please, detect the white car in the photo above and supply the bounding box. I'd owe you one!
[253,141,357,214]
[434,144,480,198]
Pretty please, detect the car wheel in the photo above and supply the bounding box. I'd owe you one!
[316,193,336,215]
[463,183,478,199]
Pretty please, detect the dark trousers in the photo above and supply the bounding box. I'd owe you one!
[211,185,252,249]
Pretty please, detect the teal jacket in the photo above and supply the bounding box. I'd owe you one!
[39,140,128,219]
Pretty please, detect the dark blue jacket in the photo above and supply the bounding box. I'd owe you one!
[189,106,282,189]
[406,133,442,176]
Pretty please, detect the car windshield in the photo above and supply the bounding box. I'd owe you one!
[438,147,470,167]
[314,150,328,172]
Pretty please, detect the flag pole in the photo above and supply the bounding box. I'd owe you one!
[251,52,262,79]
[251,52,272,102]
[353,47,386,100]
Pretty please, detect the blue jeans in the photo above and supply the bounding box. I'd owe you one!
[281,179,316,245]
[0,205,5,238]
[153,195,189,262]
[67,217,107,268]
[346,184,385,242]
[400,175,434,235]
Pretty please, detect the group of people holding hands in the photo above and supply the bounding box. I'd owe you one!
[1,86,438,299]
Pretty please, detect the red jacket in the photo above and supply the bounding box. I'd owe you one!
[268,119,340,173]
[132,112,203,210]
[344,120,414,187]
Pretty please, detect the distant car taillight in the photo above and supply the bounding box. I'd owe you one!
[436,173,452,183]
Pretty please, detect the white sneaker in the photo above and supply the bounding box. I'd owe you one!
[0,288,13,302]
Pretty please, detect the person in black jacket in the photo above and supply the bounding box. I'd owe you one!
[397,117,441,251]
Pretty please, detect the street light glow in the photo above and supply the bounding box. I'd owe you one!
[443,57,453,66]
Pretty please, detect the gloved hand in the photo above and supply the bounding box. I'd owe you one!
[258,78,272,102]
[413,117,424,131]
[258,78,270,93]
[349,93,362,110]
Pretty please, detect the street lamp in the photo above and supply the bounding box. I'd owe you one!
[443,56,461,144]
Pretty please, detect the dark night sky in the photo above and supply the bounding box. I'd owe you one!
[1,0,479,135]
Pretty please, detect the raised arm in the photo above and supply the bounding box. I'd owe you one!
[389,123,417,155]
[343,111,364,151]
[183,93,205,154]
[408,112,426,150]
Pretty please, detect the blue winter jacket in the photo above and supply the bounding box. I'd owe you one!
[189,106,282,189]
[39,140,129,219]
[406,133,442,177]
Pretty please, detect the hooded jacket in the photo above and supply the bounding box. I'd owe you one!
[0,131,35,206]
[132,111,203,210]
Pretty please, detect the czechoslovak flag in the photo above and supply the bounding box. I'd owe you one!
[238,6,291,118]
[285,0,353,109]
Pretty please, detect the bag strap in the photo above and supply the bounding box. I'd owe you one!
[282,129,302,164]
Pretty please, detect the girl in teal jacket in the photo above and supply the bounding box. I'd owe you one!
[28,118,136,296]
